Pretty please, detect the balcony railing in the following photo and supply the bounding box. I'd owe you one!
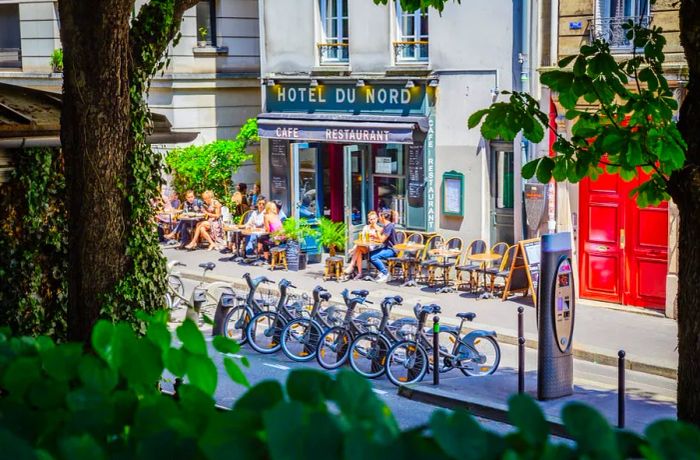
[393,40,429,63]
[317,42,349,64]
[0,48,21,69]
[589,15,652,50]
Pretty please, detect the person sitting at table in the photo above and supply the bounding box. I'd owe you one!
[343,211,381,280]
[249,183,261,207]
[273,199,287,221]
[369,210,399,283]
[163,190,203,244]
[243,196,267,256]
[259,201,283,262]
[185,190,222,251]
[231,182,249,216]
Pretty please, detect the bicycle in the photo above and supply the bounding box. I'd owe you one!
[165,261,238,318]
[385,305,501,386]
[246,278,304,354]
[280,285,343,362]
[220,272,275,344]
[165,260,186,310]
[316,289,377,370]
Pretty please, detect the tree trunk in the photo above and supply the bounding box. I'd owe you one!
[673,0,700,425]
[59,0,133,341]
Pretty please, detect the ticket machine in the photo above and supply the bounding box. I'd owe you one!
[537,232,575,400]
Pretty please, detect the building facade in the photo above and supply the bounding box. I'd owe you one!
[257,0,520,249]
[542,0,683,317]
[0,0,262,185]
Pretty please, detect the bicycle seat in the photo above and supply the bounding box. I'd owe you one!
[421,304,442,315]
[320,292,332,301]
[351,289,369,297]
[456,312,477,321]
[382,295,403,306]
[198,262,216,271]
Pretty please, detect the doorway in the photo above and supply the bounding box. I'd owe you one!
[579,169,668,309]
[489,148,515,245]
[343,144,370,244]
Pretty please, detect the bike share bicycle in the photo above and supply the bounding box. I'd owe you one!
[385,304,501,386]
[246,278,306,354]
[220,272,275,344]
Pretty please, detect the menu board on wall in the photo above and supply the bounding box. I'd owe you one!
[269,139,290,215]
[407,144,424,207]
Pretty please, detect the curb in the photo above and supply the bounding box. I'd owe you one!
[178,270,677,381]
[397,385,572,439]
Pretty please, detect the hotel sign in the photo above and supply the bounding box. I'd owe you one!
[266,83,427,115]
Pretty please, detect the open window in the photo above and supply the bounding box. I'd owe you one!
[196,0,217,46]
[591,0,651,51]
[394,3,428,63]
[0,4,21,69]
[318,0,349,64]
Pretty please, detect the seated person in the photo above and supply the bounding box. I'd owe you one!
[369,210,398,283]
[244,196,266,256]
[344,211,381,280]
[259,201,284,261]
[185,190,222,251]
[164,190,203,246]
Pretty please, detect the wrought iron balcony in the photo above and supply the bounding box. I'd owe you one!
[317,42,349,64]
[589,15,652,50]
[0,48,21,69]
[393,41,429,63]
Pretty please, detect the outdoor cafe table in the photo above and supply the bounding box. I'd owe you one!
[241,229,270,264]
[467,252,503,299]
[352,239,382,279]
[175,213,205,247]
[222,223,246,260]
[429,248,462,293]
[393,241,427,287]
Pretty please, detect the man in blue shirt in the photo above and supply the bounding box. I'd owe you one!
[369,210,398,283]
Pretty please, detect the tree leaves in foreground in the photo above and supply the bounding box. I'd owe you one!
[1,316,698,459]
[468,22,685,208]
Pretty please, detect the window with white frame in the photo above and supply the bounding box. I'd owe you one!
[196,0,217,46]
[593,0,650,50]
[318,0,348,63]
[0,3,21,68]
[394,3,428,63]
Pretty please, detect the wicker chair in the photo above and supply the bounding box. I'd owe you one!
[455,239,487,292]
[485,244,518,296]
[434,237,463,290]
[418,235,445,286]
[386,230,407,278]
[395,232,424,283]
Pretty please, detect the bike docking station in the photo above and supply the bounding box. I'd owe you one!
[212,291,237,336]
[537,232,575,400]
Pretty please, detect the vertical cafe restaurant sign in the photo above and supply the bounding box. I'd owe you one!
[266,83,426,115]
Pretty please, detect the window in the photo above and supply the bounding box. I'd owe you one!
[372,145,407,227]
[0,4,21,68]
[592,0,650,50]
[319,0,348,63]
[196,0,217,46]
[394,3,428,63]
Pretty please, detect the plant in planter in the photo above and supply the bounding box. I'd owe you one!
[50,48,63,73]
[274,217,317,271]
[198,27,209,47]
[317,217,346,257]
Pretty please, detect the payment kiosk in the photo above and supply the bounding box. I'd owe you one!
[537,232,575,400]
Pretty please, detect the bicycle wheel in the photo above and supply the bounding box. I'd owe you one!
[246,312,284,354]
[427,330,460,373]
[281,318,323,362]
[459,336,501,377]
[316,327,352,370]
[385,340,429,386]
[349,332,391,379]
[221,306,251,345]
[166,274,185,309]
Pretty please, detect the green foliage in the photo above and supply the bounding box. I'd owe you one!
[0,318,698,459]
[469,22,684,207]
[198,26,208,41]
[165,118,258,206]
[373,0,460,12]
[316,217,346,252]
[277,217,317,243]
[0,148,68,339]
[50,48,63,72]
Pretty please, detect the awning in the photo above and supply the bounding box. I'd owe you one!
[257,112,428,145]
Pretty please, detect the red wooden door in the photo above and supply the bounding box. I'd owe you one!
[579,171,668,309]
[579,171,626,304]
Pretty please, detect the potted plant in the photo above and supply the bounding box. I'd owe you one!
[198,27,209,47]
[273,217,317,271]
[316,217,346,257]
[50,48,63,73]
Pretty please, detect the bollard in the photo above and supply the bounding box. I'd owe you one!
[618,350,626,429]
[518,307,525,394]
[433,316,440,386]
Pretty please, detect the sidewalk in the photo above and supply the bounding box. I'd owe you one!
[164,246,679,380]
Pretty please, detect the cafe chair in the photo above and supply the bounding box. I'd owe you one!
[435,236,463,290]
[455,239,487,292]
[485,244,517,297]
[419,235,445,286]
[386,230,407,278]
[270,245,288,271]
[397,232,424,283]
[238,210,252,226]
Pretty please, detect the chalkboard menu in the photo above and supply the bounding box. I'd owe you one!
[269,139,290,214]
[503,238,541,305]
[407,144,425,207]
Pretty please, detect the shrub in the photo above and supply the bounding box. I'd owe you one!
[0,315,697,459]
